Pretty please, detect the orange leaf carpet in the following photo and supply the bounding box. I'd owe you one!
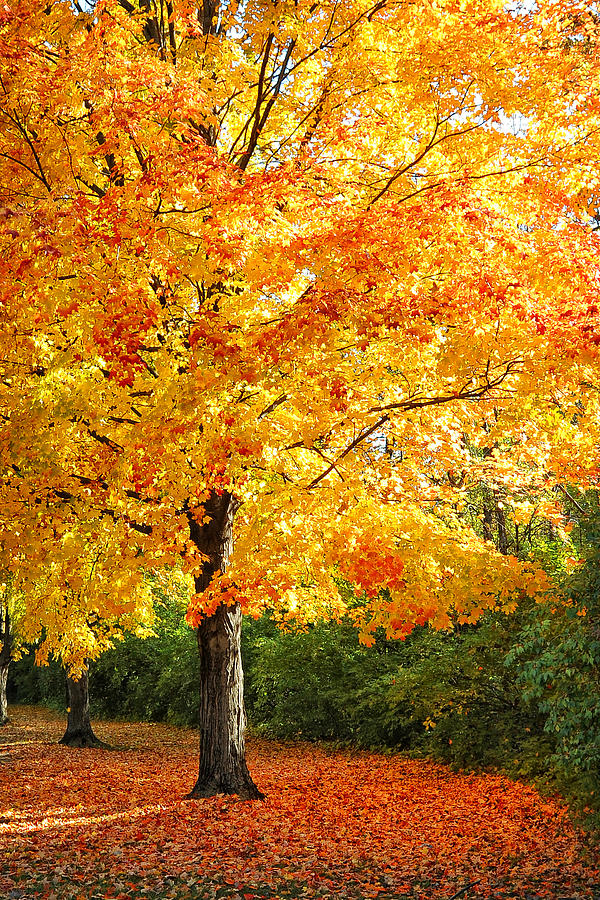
[1,707,598,899]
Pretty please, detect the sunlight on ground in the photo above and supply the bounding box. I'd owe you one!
[0,803,170,834]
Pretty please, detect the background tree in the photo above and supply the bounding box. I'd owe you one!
[0,602,10,725]
[15,520,156,746]
[0,574,24,725]
[2,0,600,796]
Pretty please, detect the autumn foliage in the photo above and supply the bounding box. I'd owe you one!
[3,0,600,653]
[1,707,599,900]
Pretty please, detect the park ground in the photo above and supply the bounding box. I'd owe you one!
[1,707,599,900]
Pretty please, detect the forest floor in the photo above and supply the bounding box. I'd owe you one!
[1,706,599,900]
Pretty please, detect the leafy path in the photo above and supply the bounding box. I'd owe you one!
[1,707,598,900]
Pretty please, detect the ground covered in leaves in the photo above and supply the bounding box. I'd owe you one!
[1,707,599,900]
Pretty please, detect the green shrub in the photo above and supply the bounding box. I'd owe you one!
[243,616,415,746]
[243,611,550,776]
[508,556,600,798]
[386,617,551,775]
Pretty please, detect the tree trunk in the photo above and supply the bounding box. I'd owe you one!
[186,490,264,800]
[0,663,8,726]
[0,605,11,725]
[59,662,108,748]
[482,502,494,544]
[495,502,509,555]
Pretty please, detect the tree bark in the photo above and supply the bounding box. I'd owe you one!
[0,605,11,725]
[495,502,509,555]
[482,502,494,544]
[0,663,8,726]
[59,662,108,748]
[186,490,264,800]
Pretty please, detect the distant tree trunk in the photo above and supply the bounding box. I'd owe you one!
[59,662,108,748]
[481,485,510,555]
[482,503,494,544]
[495,502,509,555]
[186,490,264,800]
[0,605,11,725]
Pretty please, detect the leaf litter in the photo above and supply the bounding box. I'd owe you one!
[1,706,599,900]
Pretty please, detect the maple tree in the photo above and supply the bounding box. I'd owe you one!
[2,0,600,797]
[7,518,155,745]
[0,604,9,725]
[0,574,23,725]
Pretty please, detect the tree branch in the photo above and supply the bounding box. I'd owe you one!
[307,363,520,489]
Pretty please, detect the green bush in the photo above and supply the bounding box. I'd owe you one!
[243,611,550,776]
[8,652,65,708]
[386,616,551,776]
[508,554,600,801]
[243,616,416,747]
[90,613,199,725]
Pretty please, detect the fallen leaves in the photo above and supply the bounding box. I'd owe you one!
[1,706,599,899]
